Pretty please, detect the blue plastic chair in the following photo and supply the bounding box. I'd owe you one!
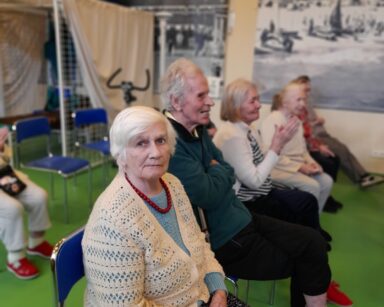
[72,108,111,185]
[51,227,85,307]
[12,117,92,223]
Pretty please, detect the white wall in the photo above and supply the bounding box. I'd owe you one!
[222,0,384,174]
[308,108,384,174]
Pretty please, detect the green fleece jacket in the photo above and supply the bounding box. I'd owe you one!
[167,118,252,250]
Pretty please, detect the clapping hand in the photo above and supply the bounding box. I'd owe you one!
[270,117,300,155]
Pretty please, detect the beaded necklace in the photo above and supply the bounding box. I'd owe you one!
[124,173,172,214]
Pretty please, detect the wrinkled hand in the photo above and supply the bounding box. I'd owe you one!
[270,117,300,155]
[209,290,227,307]
[310,162,323,174]
[299,162,322,175]
[319,144,335,157]
[210,159,219,166]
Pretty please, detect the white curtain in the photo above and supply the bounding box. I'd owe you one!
[62,0,154,119]
[0,8,47,116]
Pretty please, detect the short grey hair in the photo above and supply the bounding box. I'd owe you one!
[160,58,203,111]
[109,106,176,168]
[221,79,258,123]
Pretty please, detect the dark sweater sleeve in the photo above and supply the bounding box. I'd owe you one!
[207,135,235,176]
[168,141,236,211]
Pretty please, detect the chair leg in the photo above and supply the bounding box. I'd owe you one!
[269,280,276,305]
[245,280,250,304]
[103,157,108,187]
[63,177,69,223]
[88,167,92,208]
[233,281,238,298]
[50,173,55,199]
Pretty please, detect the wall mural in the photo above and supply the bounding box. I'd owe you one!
[253,0,384,113]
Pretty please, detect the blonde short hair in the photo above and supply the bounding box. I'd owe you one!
[221,79,258,123]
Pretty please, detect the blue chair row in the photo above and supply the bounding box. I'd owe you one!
[12,117,92,223]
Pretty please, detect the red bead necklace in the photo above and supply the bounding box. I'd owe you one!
[125,173,172,214]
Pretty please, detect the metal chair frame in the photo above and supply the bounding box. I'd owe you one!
[51,227,85,307]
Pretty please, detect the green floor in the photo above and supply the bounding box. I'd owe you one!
[0,166,383,306]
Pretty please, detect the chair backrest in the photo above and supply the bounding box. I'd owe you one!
[197,207,210,243]
[12,117,52,167]
[72,108,109,146]
[13,116,51,143]
[73,108,108,127]
[51,227,85,307]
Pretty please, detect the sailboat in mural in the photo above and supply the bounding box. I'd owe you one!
[258,0,300,53]
[308,0,343,41]
[330,0,343,35]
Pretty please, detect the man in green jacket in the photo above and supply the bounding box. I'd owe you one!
[161,58,352,307]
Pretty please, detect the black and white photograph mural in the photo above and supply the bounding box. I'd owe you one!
[253,0,384,113]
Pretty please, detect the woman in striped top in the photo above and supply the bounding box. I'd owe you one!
[214,79,328,238]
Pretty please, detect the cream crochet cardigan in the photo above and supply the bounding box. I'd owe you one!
[82,172,224,306]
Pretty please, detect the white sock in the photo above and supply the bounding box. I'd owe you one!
[28,236,44,249]
[7,250,25,264]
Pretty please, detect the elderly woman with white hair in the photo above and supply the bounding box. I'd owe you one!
[260,82,333,213]
[82,106,227,307]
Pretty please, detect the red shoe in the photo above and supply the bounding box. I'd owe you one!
[327,281,353,306]
[7,258,39,280]
[27,241,53,259]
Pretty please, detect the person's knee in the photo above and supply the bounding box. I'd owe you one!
[39,189,48,204]
[300,192,318,212]
[305,181,321,200]
[30,186,48,206]
[5,201,24,221]
[322,174,334,191]
[304,228,328,257]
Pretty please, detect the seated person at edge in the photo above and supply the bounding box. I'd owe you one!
[161,58,345,307]
[213,79,331,244]
[0,126,53,280]
[293,75,384,188]
[260,82,333,214]
[298,104,340,182]
[82,106,227,306]
[293,88,343,214]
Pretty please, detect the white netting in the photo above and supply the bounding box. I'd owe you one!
[52,0,93,156]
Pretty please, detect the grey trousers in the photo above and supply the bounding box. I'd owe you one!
[316,131,366,183]
[0,171,51,251]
